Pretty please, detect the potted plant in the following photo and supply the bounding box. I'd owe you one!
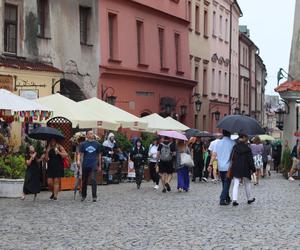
[0,136,26,198]
[60,167,76,191]
[281,143,293,179]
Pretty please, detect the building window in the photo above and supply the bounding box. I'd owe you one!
[158,27,166,69]
[225,18,228,42]
[136,20,145,64]
[219,15,223,39]
[204,10,208,37]
[194,66,199,81]
[244,80,249,105]
[4,4,18,54]
[224,72,228,93]
[212,68,215,94]
[79,6,91,45]
[203,68,208,95]
[188,1,192,25]
[203,115,207,131]
[212,11,216,36]
[175,33,182,73]
[218,70,222,94]
[108,12,118,60]
[37,0,49,38]
[195,5,200,33]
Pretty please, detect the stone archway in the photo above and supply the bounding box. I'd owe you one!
[140,110,152,117]
[60,79,87,102]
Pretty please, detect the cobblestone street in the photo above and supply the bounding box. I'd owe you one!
[0,172,299,250]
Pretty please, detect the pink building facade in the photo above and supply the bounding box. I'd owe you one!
[99,0,196,127]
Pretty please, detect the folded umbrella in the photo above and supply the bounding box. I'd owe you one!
[259,134,275,141]
[217,115,264,135]
[158,130,188,141]
[29,127,65,141]
[185,129,214,138]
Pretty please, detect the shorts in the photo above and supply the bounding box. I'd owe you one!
[212,160,218,171]
[159,161,174,174]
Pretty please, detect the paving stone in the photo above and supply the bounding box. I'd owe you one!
[0,172,299,249]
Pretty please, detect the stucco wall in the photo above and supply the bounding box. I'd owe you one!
[0,0,100,98]
[289,0,300,80]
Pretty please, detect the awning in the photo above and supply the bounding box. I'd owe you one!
[80,97,148,130]
[36,93,119,130]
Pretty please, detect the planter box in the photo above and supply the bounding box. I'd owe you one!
[0,179,24,198]
[60,177,76,191]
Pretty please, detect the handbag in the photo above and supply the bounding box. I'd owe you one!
[226,167,233,179]
[180,152,194,167]
[63,157,70,169]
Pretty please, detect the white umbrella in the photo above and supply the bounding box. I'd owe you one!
[36,93,119,130]
[164,117,190,131]
[0,89,51,113]
[80,98,148,130]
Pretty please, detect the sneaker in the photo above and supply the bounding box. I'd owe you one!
[137,184,141,189]
[288,176,295,181]
[247,198,255,204]
[93,198,97,202]
[178,188,183,192]
[49,193,54,200]
[162,188,167,193]
[53,197,57,201]
[165,183,171,192]
[81,197,86,202]
[202,177,208,182]
[154,185,159,189]
[219,201,230,206]
[233,201,239,206]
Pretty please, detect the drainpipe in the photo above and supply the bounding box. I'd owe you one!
[238,34,241,111]
[228,2,233,114]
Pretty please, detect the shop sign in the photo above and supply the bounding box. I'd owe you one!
[19,89,38,100]
[0,75,13,91]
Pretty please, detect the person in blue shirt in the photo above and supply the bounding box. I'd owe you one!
[77,130,101,202]
[209,130,235,206]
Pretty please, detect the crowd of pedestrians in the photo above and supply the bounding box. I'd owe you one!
[20,129,295,207]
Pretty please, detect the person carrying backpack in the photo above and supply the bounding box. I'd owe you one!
[156,136,176,193]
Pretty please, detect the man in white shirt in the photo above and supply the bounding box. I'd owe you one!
[209,130,235,206]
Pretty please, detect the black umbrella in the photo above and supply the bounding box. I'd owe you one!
[217,115,264,135]
[29,127,65,141]
[185,129,214,138]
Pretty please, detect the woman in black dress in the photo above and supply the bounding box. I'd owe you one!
[21,145,42,201]
[45,138,67,200]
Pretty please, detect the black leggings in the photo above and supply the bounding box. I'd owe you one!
[149,162,159,185]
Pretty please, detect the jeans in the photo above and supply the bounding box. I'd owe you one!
[82,168,97,198]
[149,162,159,185]
[219,171,231,202]
[177,166,190,191]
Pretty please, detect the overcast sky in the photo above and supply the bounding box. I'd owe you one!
[237,0,296,95]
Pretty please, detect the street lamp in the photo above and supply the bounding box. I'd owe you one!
[214,110,221,121]
[102,86,117,105]
[275,108,285,131]
[195,99,202,112]
[180,105,188,116]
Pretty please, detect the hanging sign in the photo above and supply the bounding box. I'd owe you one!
[0,75,13,91]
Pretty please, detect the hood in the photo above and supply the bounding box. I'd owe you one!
[108,133,115,140]
[234,142,251,154]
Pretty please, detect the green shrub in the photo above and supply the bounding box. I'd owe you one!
[64,168,74,177]
[141,132,157,149]
[114,132,133,152]
[0,154,26,179]
[281,145,293,173]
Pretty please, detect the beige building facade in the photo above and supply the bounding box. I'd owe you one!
[189,0,242,132]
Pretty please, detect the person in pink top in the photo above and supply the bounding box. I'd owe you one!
[250,136,264,185]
